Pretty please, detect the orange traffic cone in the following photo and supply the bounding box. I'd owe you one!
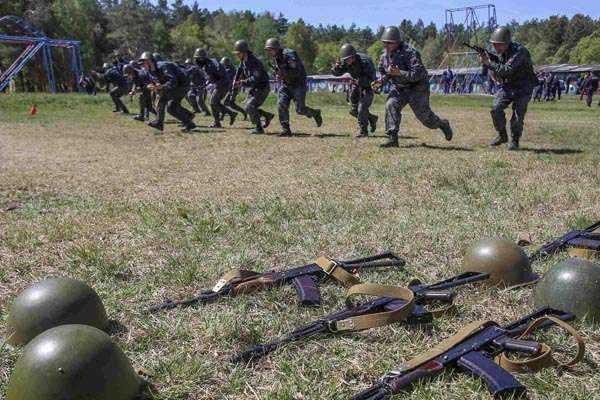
[29,104,37,116]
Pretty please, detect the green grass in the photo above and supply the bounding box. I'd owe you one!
[1,92,599,399]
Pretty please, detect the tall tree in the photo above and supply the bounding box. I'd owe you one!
[284,19,318,73]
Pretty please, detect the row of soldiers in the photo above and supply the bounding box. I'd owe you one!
[93,25,538,150]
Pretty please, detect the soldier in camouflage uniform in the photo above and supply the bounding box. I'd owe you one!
[93,62,130,114]
[221,56,248,121]
[194,48,238,128]
[184,58,211,117]
[139,52,196,132]
[233,40,275,135]
[123,62,156,121]
[480,27,538,150]
[376,27,453,148]
[265,38,323,136]
[331,43,378,138]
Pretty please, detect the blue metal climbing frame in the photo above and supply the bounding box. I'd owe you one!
[0,15,84,92]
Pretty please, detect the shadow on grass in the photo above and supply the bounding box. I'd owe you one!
[399,143,474,152]
[519,147,583,155]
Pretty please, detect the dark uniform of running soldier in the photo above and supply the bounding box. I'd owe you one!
[233,40,275,135]
[184,58,211,116]
[581,72,599,107]
[123,62,156,121]
[94,62,129,114]
[376,27,453,148]
[221,56,248,120]
[479,27,537,150]
[139,52,196,132]
[331,44,378,137]
[194,48,238,128]
[265,38,323,136]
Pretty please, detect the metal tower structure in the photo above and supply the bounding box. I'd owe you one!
[0,15,84,93]
[444,4,497,47]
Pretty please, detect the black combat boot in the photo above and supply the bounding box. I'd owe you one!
[133,115,145,122]
[263,112,275,129]
[148,120,164,131]
[380,133,399,148]
[355,128,368,138]
[369,114,378,133]
[313,109,323,127]
[490,131,508,146]
[440,119,453,141]
[279,124,293,137]
[229,112,238,126]
[181,122,197,133]
[508,137,520,151]
[250,126,265,135]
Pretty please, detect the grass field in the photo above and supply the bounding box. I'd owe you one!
[1,91,599,400]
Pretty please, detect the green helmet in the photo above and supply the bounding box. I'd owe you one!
[490,27,512,44]
[139,51,154,62]
[152,52,163,61]
[462,239,538,287]
[234,39,249,53]
[6,278,108,346]
[6,324,141,400]
[534,257,600,322]
[193,48,208,60]
[220,57,232,67]
[381,26,403,43]
[102,62,111,70]
[340,43,357,60]
[264,37,281,50]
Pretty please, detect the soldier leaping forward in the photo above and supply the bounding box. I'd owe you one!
[375,26,453,148]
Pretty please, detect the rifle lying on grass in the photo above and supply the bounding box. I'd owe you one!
[528,220,600,262]
[233,271,489,363]
[351,307,585,400]
[145,252,405,313]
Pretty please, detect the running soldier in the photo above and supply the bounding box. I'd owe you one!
[123,62,156,121]
[479,27,537,150]
[232,40,275,135]
[265,38,323,136]
[221,56,248,121]
[375,26,453,148]
[92,62,129,114]
[184,58,211,117]
[331,43,378,138]
[194,48,238,128]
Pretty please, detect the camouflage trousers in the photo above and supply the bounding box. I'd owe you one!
[491,89,532,140]
[244,86,271,128]
[155,88,194,124]
[278,85,317,127]
[348,86,375,133]
[210,83,236,124]
[385,86,443,136]
[109,86,128,113]
[187,86,210,114]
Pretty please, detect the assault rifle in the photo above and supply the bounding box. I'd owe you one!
[351,307,584,400]
[145,252,405,313]
[528,220,600,262]
[233,271,489,363]
[463,42,500,64]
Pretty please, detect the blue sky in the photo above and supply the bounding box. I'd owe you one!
[187,1,600,29]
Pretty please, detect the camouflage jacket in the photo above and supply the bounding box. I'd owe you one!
[197,58,229,87]
[378,43,428,90]
[99,67,128,90]
[185,65,207,87]
[154,61,189,92]
[272,48,306,87]
[488,42,537,92]
[238,51,270,90]
[129,69,155,91]
[331,53,376,89]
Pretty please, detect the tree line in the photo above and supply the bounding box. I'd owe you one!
[1,1,599,76]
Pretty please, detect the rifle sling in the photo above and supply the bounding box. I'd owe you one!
[212,256,361,294]
[396,320,497,374]
[315,256,361,286]
[333,284,415,332]
[496,316,585,373]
